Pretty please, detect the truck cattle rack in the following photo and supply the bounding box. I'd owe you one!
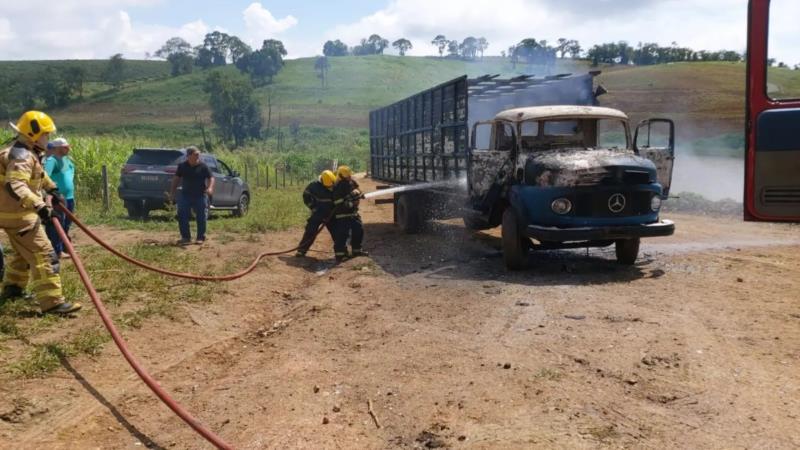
[369,72,601,185]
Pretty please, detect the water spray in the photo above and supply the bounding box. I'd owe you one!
[363,177,467,199]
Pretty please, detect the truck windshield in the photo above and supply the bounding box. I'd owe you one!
[596,119,628,149]
[519,119,628,150]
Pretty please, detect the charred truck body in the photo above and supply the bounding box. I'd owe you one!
[369,73,675,268]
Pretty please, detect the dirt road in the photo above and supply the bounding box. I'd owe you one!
[2,176,799,449]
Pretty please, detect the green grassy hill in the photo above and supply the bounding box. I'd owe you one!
[4,55,800,154]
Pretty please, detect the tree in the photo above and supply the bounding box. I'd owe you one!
[314,56,330,88]
[63,66,87,99]
[104,53,126,90]
[431,35,448,57]
[392,38,413,56]
[155,37,192,59]
[204,71,262,147]
[155,37,195,76]
[36,68,71,108]
[477,37,489,59]
[168,53,195,76]
[447,40,459,57]
[227,36,252,64]
[235,39,287,86]
[367,34,389,54]
[323,39,348,57]
[196,31,232,67]
[460,36,478,59]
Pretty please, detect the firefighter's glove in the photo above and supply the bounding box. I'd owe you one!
[37,204,53,222]
[352,189,363,199]
[47,189,64,207]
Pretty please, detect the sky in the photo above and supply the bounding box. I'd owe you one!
[0,0,797,64]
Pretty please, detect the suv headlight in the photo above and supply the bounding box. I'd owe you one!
[651,195,662,211]
[551,198,572,215]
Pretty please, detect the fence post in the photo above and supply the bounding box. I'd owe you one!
[101,165,110,211]
[265,165,269,189]
[244,165,248,183]
[275,166,278,189]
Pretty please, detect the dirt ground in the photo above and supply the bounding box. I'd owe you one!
[1,175,799,449]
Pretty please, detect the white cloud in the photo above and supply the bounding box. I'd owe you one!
[323,0,756,60]
[0,18,14,47]
[242,2,298,48]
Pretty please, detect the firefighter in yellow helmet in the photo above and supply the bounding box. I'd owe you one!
[332,165,367,262]
[0,111,81,314]
[294,170,337,257]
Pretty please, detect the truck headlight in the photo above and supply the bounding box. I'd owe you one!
[651,195,662,211]
[551,198,572,215]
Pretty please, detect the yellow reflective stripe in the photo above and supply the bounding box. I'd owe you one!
[7,171,31,181]
[20,195,42,209]
[0,211,38,219]
[34,288,63,299]
[29,276,61,289]
[5,266,29,276]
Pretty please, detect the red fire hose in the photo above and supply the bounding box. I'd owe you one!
[58,205,326,281]
[51,216,234,449]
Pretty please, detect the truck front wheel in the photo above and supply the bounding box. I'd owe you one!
[615,238,640,265]
[395,194,423,234]
[502,209,529,270]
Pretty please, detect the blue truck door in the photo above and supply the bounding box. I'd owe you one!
[634,119,675,198]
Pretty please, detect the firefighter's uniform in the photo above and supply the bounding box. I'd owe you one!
[0,140,65,311]
[332,176,364,260]
[295,171,337,257]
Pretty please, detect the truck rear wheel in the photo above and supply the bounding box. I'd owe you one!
[502,209,529,270]
[615,238,640,265]
[395,194,423,234]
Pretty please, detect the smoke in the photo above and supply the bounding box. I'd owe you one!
[670,151,743,201]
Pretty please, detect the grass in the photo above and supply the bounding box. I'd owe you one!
[0,240,216,379]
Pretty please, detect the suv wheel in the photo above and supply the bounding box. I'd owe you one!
[233,193,249,217]
[125,202,149,219]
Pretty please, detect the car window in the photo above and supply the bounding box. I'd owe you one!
[127,150,184,165]
[201,155,220,173]
[218,160,233,176]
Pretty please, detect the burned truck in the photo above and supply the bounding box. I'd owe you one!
[369,73,675,268]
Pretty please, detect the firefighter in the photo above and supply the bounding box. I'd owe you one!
[294,170,337,257]
[332,166,367,262]
[0,111,81,314]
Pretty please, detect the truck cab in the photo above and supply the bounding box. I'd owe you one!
[467,105,676,268]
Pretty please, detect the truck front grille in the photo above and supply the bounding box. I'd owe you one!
[573,191,653,217]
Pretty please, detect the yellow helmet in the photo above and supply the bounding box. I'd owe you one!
[337,165,352,179]
[320,170,336,188]
[11,111,56,142]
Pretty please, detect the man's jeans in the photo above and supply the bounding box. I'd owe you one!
[177,193,208,241]
[45,198,75,255]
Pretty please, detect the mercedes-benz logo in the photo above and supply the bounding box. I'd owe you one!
[608,193,626,213]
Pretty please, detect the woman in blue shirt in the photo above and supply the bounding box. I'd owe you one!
[44,137,76,259]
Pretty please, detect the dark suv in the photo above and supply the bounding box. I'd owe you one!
[118,148,250,219]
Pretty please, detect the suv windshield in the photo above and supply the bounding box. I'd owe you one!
[126,150,184,165]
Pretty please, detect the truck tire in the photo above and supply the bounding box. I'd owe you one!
[502,208,529,270]
[232,193,249,217]
[395,194,423,234]
[615,238,640,265]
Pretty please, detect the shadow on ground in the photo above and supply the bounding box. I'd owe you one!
[362,221,660,287]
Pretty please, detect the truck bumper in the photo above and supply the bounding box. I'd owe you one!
[526,219,675,242]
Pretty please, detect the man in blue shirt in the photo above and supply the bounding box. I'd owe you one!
[44,137,76,259]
